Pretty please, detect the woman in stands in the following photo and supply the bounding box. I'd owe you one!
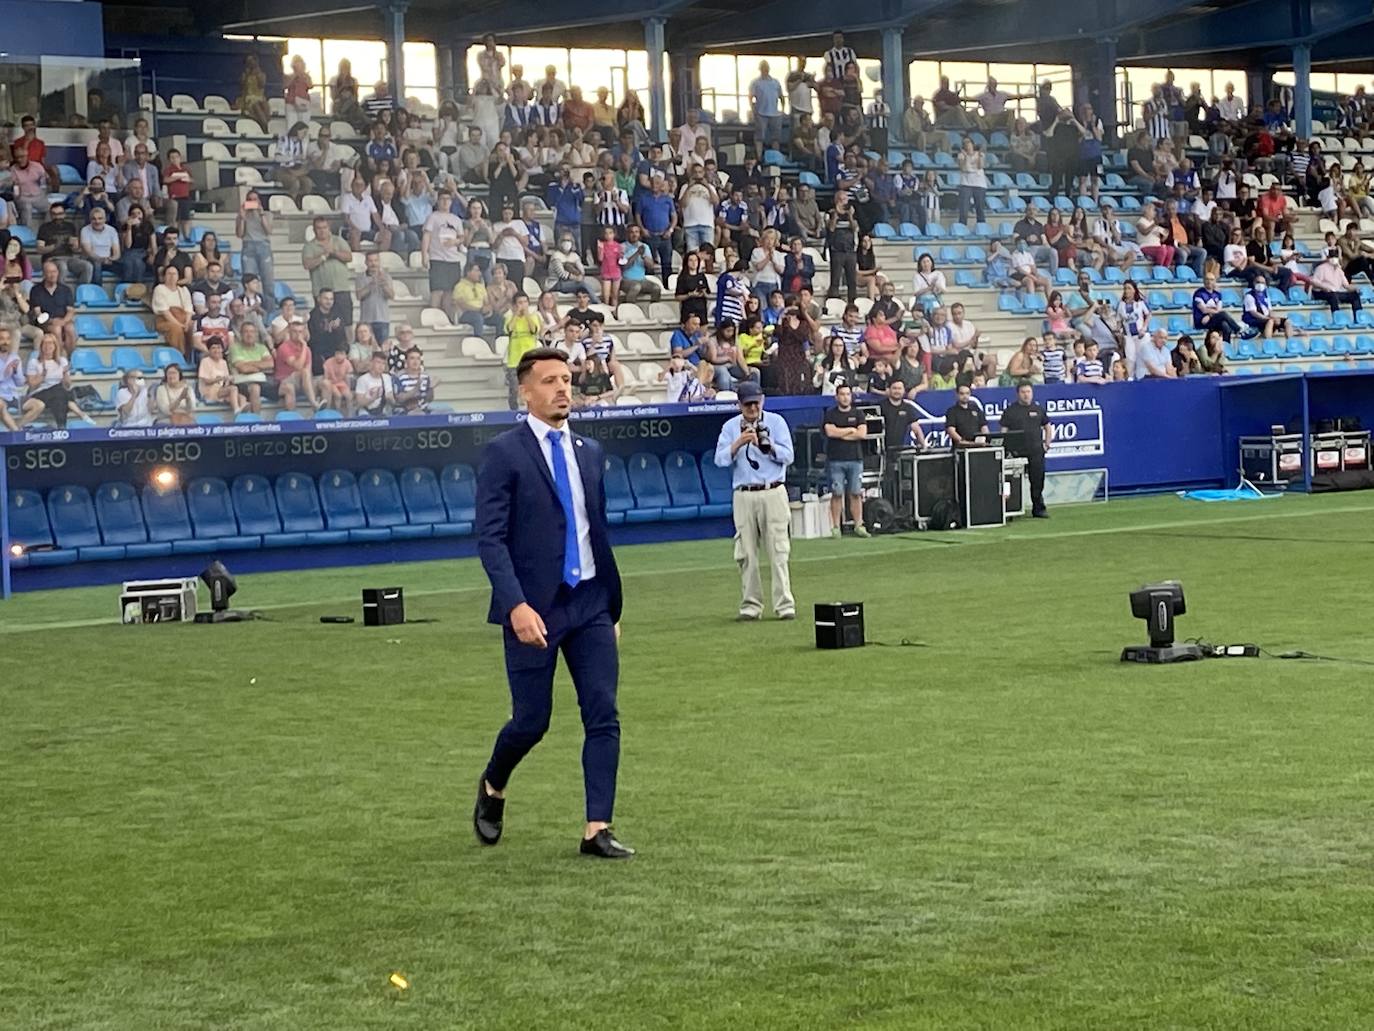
[895,335,929,393]
[75,176,117,225]
[1006,337,1043,384]
[1198,329,1229,375]
[769,307,813,396]
[1116,280,1152,367]
[235,190,275,301]
[154,362,197,423]
[1044,208,1077,272]
[457,197,491,279]
[1242,275,1303,341]
[617,92,648,147]
[909,252,946,313]
[237,55,271,134]
[197,338,242,414]
[23,333,83,428]
[192,232,224,281]
[85,143,123,195]
[123,118,159,167]
[1223,226,1264,287]
[813,334,856,395]
[533,291,564,343]
[433,101,463,173]
[1134,201,1176,268]
[955,136,987,225]
[152,263,195,359]
[676,250,711,325]
[855,233,882,300]
[1066,206,1105,272]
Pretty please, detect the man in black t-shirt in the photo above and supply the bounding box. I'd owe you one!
[944,384,987,447]
[307,288,348,377]
[29,259,77,354]
[876,378,926,454]
[36,203,93,286]
[822,382,869,538]
[999,381,1052,518]
[565,288,599,333]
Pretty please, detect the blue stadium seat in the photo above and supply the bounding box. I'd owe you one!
[70,348,115,375]
[1127,266,1151,282]
[314,408,342,421]
[8,225,36,247]
[75,314,115,341]
[1055,269,1076,285]
[627,452,687,520]
[1352,335,1374,355]
[662,450,708,518]
[965,245,986,262]
[1331,311,1355,330]
[76,284,116,308]
[112,346,155,372]
[185,477,260,550]
[6,488,68,567]
[1103,267,1125,284]
[358,468,431,539]
[601,454,635,525]
[399,467,470,536]
[48,484,125,561]
[151,346,193,370]
[438,463,477,523]
[57,163,84,185]
[1166,316,1191,335]
[911,152,931,168]
[275,411,304,421]
[1147,290,1174,310]
[1151,266,1175,282]
[954,270,980,288]
[195,413,223,425]
[1308,337,1332,357]
[1119,195,1141,211]
[274,471,348,544]
[699,449,734,515]
[1307,311,1332,331]
[1330,336,1353,356]
[1007,196,1027,212]
[949,222,970,238]
[230,474,297,547]
[1288,286,1312,305]
[871,222,896,239]
[138,482,203,552]
[1171,289,1194,309]
[113,315,158,340]
[273,282,296,304]
[318,469,390,542]
[94,482,171,558]
[798,170,821,187]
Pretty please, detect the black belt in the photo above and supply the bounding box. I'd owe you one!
[736,481,784,492]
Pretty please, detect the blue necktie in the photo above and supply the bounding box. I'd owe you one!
[547,430,581,588]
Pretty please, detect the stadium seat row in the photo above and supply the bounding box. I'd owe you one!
[6,452,735,567]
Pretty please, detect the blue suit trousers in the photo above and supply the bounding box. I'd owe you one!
[483,578,621,822]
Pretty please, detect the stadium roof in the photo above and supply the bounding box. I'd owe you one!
[99,0,1374,68]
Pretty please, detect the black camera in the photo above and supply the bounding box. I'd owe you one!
[748,421,771,452]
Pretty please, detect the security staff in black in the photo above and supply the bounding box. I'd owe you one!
[944,383,988,447]
[999,381,1053,517]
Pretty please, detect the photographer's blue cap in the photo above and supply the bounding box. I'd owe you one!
[736,382,764,402]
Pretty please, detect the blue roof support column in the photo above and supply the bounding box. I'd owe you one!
[1293,43,1312,138]
[1093,37,1119,145]
[881,27,906,144]
[670,50,699,127]
[385,0,408,106]
[645,16,667,142]
[453,39,470,99]
[1247,66,1271,112]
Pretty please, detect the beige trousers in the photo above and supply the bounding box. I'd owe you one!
[731,485,794,618]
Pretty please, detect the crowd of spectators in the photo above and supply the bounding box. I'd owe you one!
[8,49,1374,428]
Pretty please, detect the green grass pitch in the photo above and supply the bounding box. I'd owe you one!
[4,493,1374,1029]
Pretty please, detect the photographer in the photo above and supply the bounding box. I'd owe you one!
[712,382,795,621]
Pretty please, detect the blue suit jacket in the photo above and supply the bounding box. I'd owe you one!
[476,422,623,627]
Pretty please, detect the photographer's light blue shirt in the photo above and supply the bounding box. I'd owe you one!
[714,409,794,487]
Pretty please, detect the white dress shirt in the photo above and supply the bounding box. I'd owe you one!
[526,415,596,581]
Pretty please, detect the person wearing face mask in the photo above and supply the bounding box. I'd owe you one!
[114,368,155,427]
[546,234,593,294]
[1242,276,1302,341]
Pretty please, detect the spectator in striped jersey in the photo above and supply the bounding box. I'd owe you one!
[832,303,865,360]
[1073,340,1107,383]
[1039,333,1068,384]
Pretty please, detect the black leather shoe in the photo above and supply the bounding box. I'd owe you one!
[1032,510,1050,519]
[579,828,635,859]
[473,778,505,846]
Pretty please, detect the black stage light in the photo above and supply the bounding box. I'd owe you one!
[194,562,249,622]
[1121,581,1204,663]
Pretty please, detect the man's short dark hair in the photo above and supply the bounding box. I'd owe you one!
[516,346,571,383]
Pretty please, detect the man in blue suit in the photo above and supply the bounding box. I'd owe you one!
[472,346,634,859]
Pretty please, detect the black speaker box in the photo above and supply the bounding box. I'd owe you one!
[815,602,865,649]
[362,587,405,626]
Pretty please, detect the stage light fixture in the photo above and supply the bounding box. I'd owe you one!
[1121,581,1204,663]
[200,561,237,612]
